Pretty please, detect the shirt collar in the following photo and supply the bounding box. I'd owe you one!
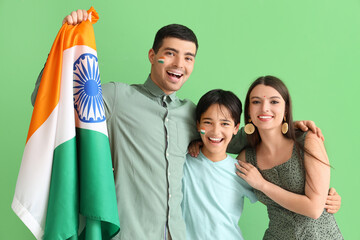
[144,75,177,102]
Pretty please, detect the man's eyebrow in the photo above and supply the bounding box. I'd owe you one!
[164,47,196,57]
[164,47,178,53]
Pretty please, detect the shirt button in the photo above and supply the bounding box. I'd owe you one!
[169,194,172,198]
[166,153,169,157]
[165,118,169,122]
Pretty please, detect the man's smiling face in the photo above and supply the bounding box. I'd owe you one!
[148,37,196,95]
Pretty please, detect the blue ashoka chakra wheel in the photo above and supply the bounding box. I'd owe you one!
[73,53,105,123]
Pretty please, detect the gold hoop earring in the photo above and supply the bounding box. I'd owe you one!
[281,116,288,134]
[244,119,255,135]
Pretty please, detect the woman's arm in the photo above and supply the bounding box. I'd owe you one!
[236,132,330,219]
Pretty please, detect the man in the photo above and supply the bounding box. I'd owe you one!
[32,9,340,240]
[34,10,199,240]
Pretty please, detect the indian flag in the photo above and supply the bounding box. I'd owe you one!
[12,7,120,239]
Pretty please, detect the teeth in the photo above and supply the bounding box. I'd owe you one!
[209,137,222,142]
[167,71,182,77]
[259,116,272,119]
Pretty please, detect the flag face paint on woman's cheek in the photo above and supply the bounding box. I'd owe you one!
[200,128,205,135]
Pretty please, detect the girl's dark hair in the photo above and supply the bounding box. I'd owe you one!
[196,89,242,125]
[152,24,198,54]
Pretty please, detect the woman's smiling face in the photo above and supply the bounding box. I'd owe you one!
[249,84,286,132]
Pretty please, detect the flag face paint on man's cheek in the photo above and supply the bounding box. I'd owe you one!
[158,57,165,64]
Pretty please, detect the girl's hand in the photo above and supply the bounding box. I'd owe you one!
[235,160,265,190]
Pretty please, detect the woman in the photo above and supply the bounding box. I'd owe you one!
[236,76,343,239]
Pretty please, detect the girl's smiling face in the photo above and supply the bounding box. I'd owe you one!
[197,104,239,162]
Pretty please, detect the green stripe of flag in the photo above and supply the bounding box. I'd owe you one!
[77,128,120,239]
[44,137,78,240]
[43,128,119,240]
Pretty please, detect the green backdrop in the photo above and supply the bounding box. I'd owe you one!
[1,0,359,239]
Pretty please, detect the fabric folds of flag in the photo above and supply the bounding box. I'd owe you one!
[12,7,120,240]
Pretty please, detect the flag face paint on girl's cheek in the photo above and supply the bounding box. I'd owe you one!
[200,128,205,135]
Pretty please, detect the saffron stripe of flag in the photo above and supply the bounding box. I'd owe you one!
[12,7,120,239]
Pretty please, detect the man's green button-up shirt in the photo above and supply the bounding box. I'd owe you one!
[103,77,198,240]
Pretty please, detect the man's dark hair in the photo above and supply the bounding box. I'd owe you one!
[152,24,198,54]
[196,89,242,126]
